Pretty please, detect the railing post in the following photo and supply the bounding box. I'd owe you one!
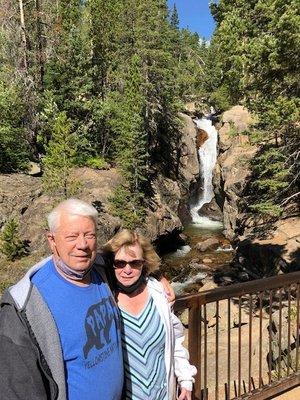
[189,301,201,400]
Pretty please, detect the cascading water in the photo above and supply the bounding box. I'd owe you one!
[190,118,222,227]
[163,115,233,295]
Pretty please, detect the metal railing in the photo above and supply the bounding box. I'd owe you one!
[174,271,300,400]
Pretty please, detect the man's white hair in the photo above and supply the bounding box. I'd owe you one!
[47,198,98,232]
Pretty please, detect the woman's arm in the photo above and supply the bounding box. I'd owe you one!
[172,312,197,396]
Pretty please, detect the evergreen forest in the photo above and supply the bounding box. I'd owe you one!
[0,0,299,226]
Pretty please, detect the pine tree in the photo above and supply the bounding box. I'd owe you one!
[0,218,28,261]
[170,4,179,30]
[108,54,148,226]
[42,112,80,198]
[209,0,300,215]
[0,69,30,172]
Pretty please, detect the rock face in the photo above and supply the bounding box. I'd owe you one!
[144,112,200,239]
[177,113,200,190]
[214,106,257,240]
[215,105,300,274]
[221,105,254,135]
[0,113,200,257]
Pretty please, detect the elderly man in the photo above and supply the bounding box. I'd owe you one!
[0,199,124,399]
[0,198,174,399]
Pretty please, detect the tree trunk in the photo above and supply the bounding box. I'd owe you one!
[19,0,28,72]
[35,0,45,90]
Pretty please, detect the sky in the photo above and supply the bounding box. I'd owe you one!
[167,0,216,39]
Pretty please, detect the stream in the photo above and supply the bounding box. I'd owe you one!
[162,222,235,295]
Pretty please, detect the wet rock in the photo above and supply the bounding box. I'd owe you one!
[188,260,207,270]
[220,276,234,284]
[202,258,213,264]
[199,279,218,292]
[196,128,208,148]
[196,238,219,252]
[200,199,223,221]
[179,233,188,243]
[237,271,249,282]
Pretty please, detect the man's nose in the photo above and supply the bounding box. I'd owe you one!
[76,234,88,249]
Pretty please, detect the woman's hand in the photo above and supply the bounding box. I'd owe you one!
[177,388,192,400]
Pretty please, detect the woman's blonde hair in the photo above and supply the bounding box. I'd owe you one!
[102,229,161,275]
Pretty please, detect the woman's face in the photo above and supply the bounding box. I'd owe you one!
[114,242,144,287]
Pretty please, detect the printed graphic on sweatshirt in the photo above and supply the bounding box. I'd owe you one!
[83,297,119,369]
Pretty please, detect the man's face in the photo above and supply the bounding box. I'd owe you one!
[47,213,97,271]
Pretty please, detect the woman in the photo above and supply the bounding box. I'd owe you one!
[103,229,196,400]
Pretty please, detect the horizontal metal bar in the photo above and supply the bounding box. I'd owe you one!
[174,271,300,310]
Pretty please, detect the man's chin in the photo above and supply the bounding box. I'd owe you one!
[68,254,96,270]
[71,260,92,271]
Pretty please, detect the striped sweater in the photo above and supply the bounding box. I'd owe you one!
[120,296,167,400]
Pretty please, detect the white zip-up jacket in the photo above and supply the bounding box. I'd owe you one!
[147,278,197,399]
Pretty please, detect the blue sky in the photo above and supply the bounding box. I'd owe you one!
[167,0,216,39]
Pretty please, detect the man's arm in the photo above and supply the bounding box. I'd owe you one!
[150,270,175,303]
[0,305,51,399]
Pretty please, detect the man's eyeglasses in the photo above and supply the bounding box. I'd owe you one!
[113,259,144,269]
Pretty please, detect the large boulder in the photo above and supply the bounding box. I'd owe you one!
[235,217,300,276]
[221,105,254,132]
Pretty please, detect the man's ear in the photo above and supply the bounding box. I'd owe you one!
[47,232,56,253]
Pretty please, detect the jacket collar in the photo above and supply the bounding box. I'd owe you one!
[6,254,106,311]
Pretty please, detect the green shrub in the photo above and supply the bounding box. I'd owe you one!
[85,157,109,170]
[249,201,282,217]
[227,123,239,138]
[0,218,29,261]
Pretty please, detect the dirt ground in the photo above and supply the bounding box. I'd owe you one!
[273,385,300,399]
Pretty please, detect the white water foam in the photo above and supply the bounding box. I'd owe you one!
[190,118,221,226]
[215,245,234,252]
[171,271,208,295]
[168,245,191,258]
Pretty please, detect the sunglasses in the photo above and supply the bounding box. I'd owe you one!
[113,259,144,269]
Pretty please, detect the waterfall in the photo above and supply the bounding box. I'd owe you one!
[190,118,222,227]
